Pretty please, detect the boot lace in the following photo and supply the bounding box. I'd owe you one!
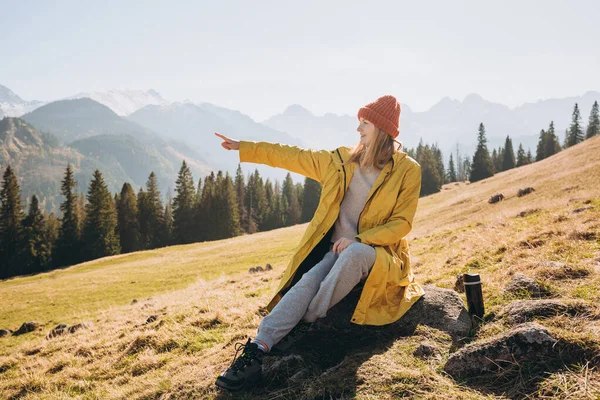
[230,340,258,372]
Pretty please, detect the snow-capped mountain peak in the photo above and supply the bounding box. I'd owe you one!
[0,84,46,118]
[65,88,170,116]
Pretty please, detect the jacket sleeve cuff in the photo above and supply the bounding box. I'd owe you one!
[238,140,254,163]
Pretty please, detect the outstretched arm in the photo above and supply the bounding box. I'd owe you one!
[215,132,330,183]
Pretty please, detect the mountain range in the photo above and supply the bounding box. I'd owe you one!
[1,83,599,214]
[1,99,214,213]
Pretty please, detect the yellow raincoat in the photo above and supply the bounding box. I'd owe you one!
[239,140,424,325]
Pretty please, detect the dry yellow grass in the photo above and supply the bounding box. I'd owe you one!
[1,135,599,399]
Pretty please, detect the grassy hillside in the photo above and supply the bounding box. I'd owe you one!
[1,136,599,399]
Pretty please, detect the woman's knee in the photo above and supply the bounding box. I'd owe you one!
[336,242,376,274]
[343,242,376,261]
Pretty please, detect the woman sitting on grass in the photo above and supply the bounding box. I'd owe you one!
[214,95,424,392]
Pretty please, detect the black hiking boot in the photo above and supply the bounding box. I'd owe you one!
[269,321,312,356]
[215,338,265,391]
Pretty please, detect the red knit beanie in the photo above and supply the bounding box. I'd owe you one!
[357,95,401,139]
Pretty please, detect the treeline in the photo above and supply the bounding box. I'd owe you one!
[1,101,598,279]
[0,162,321,279]
[407,100,599,194]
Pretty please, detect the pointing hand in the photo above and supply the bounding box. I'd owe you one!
[214,132,240,151]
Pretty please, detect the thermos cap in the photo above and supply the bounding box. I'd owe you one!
[463,273,481,285]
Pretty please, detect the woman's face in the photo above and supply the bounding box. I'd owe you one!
[357,117,378,147]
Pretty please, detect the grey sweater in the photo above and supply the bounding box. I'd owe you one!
[331,164,382,243]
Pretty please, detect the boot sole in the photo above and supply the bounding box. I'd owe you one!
[215,374,262,392]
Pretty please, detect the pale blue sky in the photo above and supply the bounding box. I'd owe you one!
[1,0,598,121]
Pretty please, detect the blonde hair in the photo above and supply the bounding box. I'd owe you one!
[341,127,403,170]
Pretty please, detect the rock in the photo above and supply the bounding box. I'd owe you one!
[12,321,40,336]
[131,299,138,305]
[497,300,591,324]
[144,315,158,325]
[454,274,465,293]
[399,286,473,339]
[265,264,273,271]
[46,324,68,339]
[413,343,438,358]
[248,267,256,274]
[444,322,557,378]
[517,187,535,197]
[46,323,91,339]
[489,193,504,204]
[313,285,472,341]
[0,329,12,337]
[504,273,546,297]
[517,208,540,218]
[572,206,593,214]
[68,323,91,334]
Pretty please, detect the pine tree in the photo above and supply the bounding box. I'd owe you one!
[432,145,445,186]
[544,121,561,159]
[301,177,322,223]
[22,195,51,273]
[44,212,60,267]
[491,149,499,173]
[295,183,304,213]
[244,170,267,232]
[161,197,173,246]
[117,183,139,253]
[566,103,584,147]
[586,100,600,139]
[217,172,240,239]
[516,143,527,167]
[139,172,164,249]
[77,192,86,236]
[536,129,547,162]
[282,173,301,225]
[469,123,494,182]
[197,171,216,240]
[462,156,472,180]
[526,149,533,164]
[263,180,283,231]
[260,179,274,231]
[455,145,463,181]
[194,178,202,207]
[502,136,516,171]
[54,164,81,267]
[137,187,148,249]
[82,170,120,261]
[234,164,247,232]
[0,165,26,278]
[447,153,457,183]
[418,144,443,196]
[172,160,196,244]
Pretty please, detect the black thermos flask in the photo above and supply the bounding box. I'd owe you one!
[463,273,484,319]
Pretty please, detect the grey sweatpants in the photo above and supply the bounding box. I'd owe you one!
[255,242,377,350]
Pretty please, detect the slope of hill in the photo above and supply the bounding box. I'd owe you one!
[0,116,212,212]
[0,136,599,399]
[21,98,159,144]
[69,133,212,195]
[0,117,86,212]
